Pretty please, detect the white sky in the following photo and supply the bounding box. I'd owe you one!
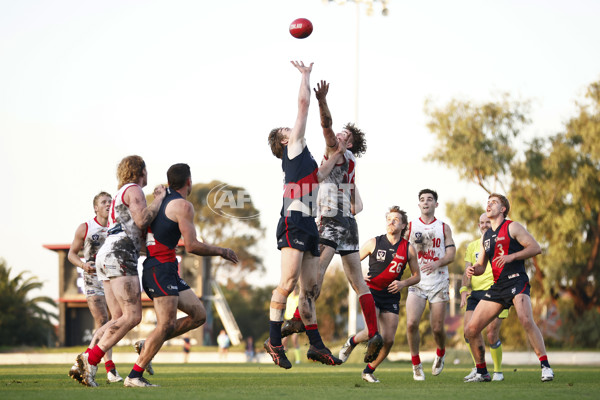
[1,0,599,302]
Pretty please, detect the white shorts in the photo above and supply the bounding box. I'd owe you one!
[408,279,450,303]
[96,239,140,281]
[83,270,105,297]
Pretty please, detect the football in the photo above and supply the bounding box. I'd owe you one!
[289,18,313,39]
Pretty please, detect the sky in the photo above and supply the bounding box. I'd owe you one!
[1,0,599,304]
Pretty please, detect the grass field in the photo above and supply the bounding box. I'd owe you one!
[1,362,598,400]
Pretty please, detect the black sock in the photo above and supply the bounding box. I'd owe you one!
[306,329,324,349]
[363,364,375,374]
[128,369,143,379]
[269,321,283,346]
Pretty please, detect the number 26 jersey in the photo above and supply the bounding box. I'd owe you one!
[367,235,409,292]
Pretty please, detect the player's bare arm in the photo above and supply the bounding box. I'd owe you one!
[388,244,421,294]
[287,61,313,151]
[493,221,541,268]
[359,237,376,262]
[466,240,488,278]
[128,185,166,230]
[317,137,346,182]
[313,80,337,151]
[174,199,238,264]
[351,184,363,216]
[67,223,95,274]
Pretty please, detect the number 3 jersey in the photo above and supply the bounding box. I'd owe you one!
[483,219,525,283]
[407,218,448,288]
[367,235,409,292]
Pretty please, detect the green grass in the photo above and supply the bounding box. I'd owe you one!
[1,362,597,400]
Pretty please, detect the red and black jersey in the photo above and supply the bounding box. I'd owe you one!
[367,235,409,291]
[483,219,525,283]
[281,145,319,216]
[144,189,183,268]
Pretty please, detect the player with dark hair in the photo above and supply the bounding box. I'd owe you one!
[339,206,420,383]
[73,155,166,387]
[281,79,383,363]
[124,163,238,387]
[464,193,554,383]
[67,192,123,384]
[405,188,456,380]
[265,61,344,369]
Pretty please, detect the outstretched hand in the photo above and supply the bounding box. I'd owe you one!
[291,60,313,74]
[313,80,329,101]
[222,248,239,264]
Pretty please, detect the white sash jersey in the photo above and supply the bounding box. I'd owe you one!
[83,217,108,263]
[81,217,107,296]
[317,149,356,218]
[96,183,144,277]
[408,217,448,288]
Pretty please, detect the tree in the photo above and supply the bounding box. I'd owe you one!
[0,259,57,346]
[424,81,600,346]
[188,180,265,282]
[424,94,531,194]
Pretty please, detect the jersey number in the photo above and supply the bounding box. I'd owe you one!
[389,261,402,274]
[433,238,441,248]
[496,243,505,256]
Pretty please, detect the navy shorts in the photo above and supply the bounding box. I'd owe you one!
[370,288,401,315]
[483,273,530,310]
[142,261,191,300]
[276,211,320,257]
[467,290,509,318]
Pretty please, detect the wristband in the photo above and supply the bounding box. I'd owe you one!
[459,286,468,294]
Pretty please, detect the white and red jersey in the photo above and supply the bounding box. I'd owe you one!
[106,183,145,254]
[407,217,448,287]
[82,217,108,262]
[317,149,356,218]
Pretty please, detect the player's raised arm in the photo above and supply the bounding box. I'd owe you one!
[287,61,313,149]
[314,80,338,151]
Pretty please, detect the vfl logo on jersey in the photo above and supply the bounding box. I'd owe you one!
[511,287,516,295]
[484,239,491,251]
[376,250,386,262]
[91,234,100,246]
[414,232,423,244]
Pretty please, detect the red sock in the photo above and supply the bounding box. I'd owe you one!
[411,355,421,366]
[87,345,105,366]
[105,360,115,372]
[292,307,301,321]
[436,348,445,357]
[359,293,378,337]
[539,355,548,362]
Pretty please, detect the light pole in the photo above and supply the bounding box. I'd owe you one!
[324,0,389,336]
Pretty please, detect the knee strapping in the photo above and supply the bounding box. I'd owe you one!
[273,286,291,297]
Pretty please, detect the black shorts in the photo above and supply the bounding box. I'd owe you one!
[142,262,191,300]
[276,211,320,257]
[466,290,488,311]
[370,288,401,315]
[483,273,530,309]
